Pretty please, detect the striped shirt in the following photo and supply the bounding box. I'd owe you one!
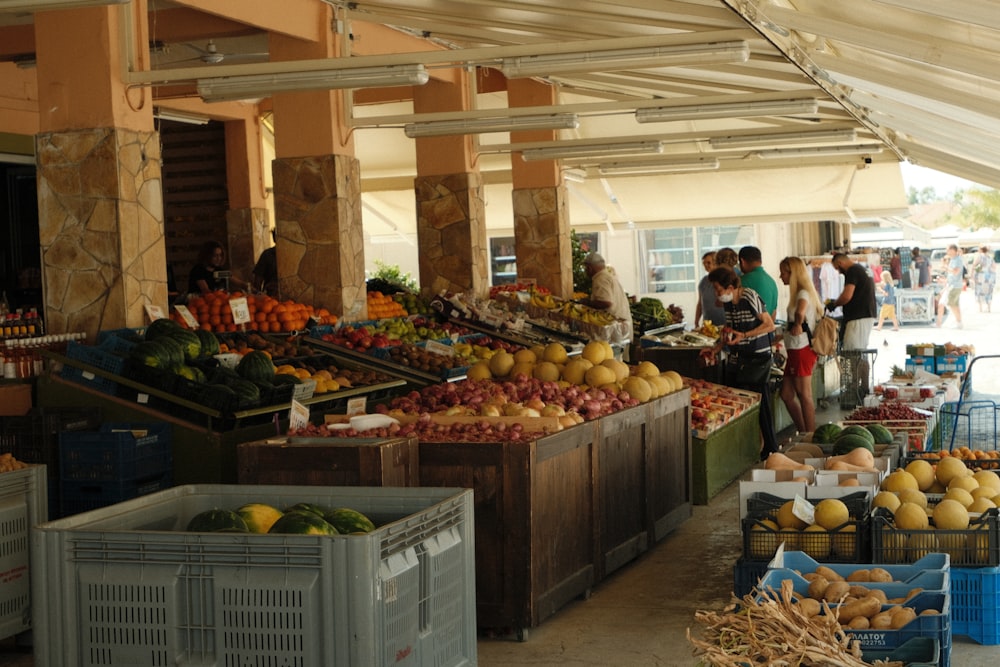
[724,287,771,354]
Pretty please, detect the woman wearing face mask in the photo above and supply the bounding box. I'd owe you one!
[699,266,778,459]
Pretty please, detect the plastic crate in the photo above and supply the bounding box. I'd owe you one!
[768,550,949,583]
[60,341,125,396]
[745,490,871,520]
[950,565,1000,644]
[95,327,146,345]
[742,514,870,563]
[872,506,1000,567]
[122,359,178,394]
[758,567,948,598]
[903,452,1000,472]
[733,557,769,598]
[59,423,172,483]
[845,591,950,653]
[32,484,476,667]
[60,471,173,516]
[862,637,941,667]
[0,465,47,641]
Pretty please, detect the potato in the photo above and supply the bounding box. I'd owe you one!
[904,587,924,602]
[846,569,871,582]
[836,595,882,622]
[868,589,888,604]
[808,576,830,601]
[797,598,821,618]
[815,566,844,582]
[823,581,851,602]
[869,611,894,629]
[868,568,893,583]
[802,572,820,582]
[890,607,917,629]
[848,585,870,598]
[847,615,870,629]
[920,609,940,616]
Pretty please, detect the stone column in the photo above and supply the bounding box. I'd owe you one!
[36,128,166,339]
[226,208,270,285]
[512,186,573,297]
[224,117,271,276]
[414,172,489,298]
[272,154,366,320]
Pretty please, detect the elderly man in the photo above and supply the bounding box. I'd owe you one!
[580,252,634,349]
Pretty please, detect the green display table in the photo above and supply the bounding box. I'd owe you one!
[691,404,761,505]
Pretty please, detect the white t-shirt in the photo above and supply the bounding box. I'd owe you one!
[591,268,634,344]
[785,289,818,351]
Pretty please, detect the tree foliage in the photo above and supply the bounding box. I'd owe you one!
[907,186,940,205]
[957,189,1000,229]
[571,230,593,294]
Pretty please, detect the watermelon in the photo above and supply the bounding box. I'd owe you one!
[832,433,876,456]
[324,507,376,534]
[230,379,261,406]
[236,503,284,534]
[167,329,202,362]
[236,350,276,383]
[272,373,303,386]
[866,423,895,445]
[155,336,186,370]
[175,365,207,383]
[268,511,339,536]
[284,502,332,517]
[210,366,241,386]
[840,425,876,445]
[812,422,843,445]
[129,340,171,368]
[186,509,249,532]
[145,318,183,341]
[194,329,221,357]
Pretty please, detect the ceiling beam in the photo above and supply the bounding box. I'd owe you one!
[167,0,325,42]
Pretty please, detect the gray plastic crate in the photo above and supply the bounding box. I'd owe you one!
[0,464,47,641]
[32,484,476,667]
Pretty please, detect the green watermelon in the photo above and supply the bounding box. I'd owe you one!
[323,507,376,534]
[186,509,249,532]
[812,422,843,445]
[865,423,895,445]
[272,373,303,386]
[175,365,207,383]
[194,329,221,357]
[167,329,202,362]
[268,511,339,536]
[145,318,183,341]
[284,502,332,517]
[155,336,185,370]
[833,433,876,456]
[236,350,276,383]
[129,340,171,368]
[209,366,241,386]
[840,425,876,445]
[230,379,261,405]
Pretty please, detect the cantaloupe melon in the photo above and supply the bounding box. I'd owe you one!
[873,491,902,513]
[896,488,928,509]
[532,361,561,382]
[510,361,536,379]
[543,342,569,364]
[466,361,492,381]
[973,470,1000,491]
[488,351,515,377]
[906,533,940,561]
[932,498,970,530]
[661,370,683,391]
[948,475,980,493]
[935,456,970,486]
[894,502,929,530]
[601,358,630,383]
[831,524,857,558]
[634,360,660,379]
[647,375,671,397]
[777,500,807,530]
[801,524,832,559]
[513,349,537,364]
[584,365,616,388]
[749,518,780,559]
[904,459,936,492]
[561,359,591,385]
[581,341,607,365]
[814,498,850,530]
[944,487,975,508]
[968,497,997,514]
[882,469,919,493]
[622,376,652,402]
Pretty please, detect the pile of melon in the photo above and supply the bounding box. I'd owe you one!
[873,457,1000,563]
[748,498,859,560]
[465,340,683,402]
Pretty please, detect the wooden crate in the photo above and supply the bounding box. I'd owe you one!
[692,404,761,505]
[236,436,419,487]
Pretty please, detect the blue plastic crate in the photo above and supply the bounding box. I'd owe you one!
[845,592,950,653]
[950,565,1000,644]
[60,341,125,395]
[59,422,172,483]
[96,327,146,344]
[862,637,940,667]
[733,557,768,598]
[60,470,173,516]
[757,569,949,602]
[768,550,950,583]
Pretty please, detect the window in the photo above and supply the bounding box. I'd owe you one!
[642,225,753,293]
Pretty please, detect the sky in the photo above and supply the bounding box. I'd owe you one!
[899,162,982,197]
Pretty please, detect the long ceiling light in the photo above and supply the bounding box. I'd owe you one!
[520,141,663,162]
[709,128,857,149]
[500,40,750,78]
[153,109,210,126]
[756,144,885,159]
[0,0,128,11]
[404,113,579,138]
[598,157,720,175]
[197,64,429,103]
[635,98,819,123]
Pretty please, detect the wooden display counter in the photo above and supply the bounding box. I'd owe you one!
[691,404,761,505]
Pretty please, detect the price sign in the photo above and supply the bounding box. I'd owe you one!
[346,397,367,416]
[288,399,310,431]
[145,304,166,321]
[481,313,503,329]
[425,339,455,356]
[173,305,200,329]
[229,297,251,325]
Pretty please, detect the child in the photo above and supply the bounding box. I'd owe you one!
[875,272,900,331]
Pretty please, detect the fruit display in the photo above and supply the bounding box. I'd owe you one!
[0,452,28,473]
[490,282,550,299]
[684,377,758,436]
[744,496,865,562]
[366,291,407,319]
[392,291,434,316]
[173,292,336,334]
[910,446,1000,470]
[630,297,672,330]
[317,317,468,349]
[184,502,376,535]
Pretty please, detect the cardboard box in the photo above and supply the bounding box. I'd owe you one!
[904,356,936,374]
[935,354,969,373]
[905,344,945,357]
[0,383,31,416]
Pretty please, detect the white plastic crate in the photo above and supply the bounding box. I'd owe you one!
[32,484,475,667]
[0,464,47,641]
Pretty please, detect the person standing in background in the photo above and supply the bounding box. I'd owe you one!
[889,247,902,282]
[972,245,996,313]
[252,230,279,297]
[580,252,634,352]
[778,257,824,433]
[715,247,739,276]
[912,247,931,288]
[828,253,877,350]
[875,272,900,331]
[737,246,778,318]
[935,244,965,328]
[188,241,249,295]
[694,251,725,327]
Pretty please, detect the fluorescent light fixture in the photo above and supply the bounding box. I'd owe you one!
[635,98,819,123]
[153,109,210,126]
[500,40,749,78]
[598,157,720,175]
[0,0,128,11]
[709,128,857,149]
[756,143,884,159]
[404,113,579,138]
[562,168,587,183]
[197,64,429,102]
[521,140,663,162]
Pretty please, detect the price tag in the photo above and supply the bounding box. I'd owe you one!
[145,304,166,321]
[346,397,367,416]
[425,339,455,356]
[137,393,149,405]
[229,297,251,325]
[791,494,816,526]
[288,399,310,431]
[173,305,200,329]
[481,313,503,329]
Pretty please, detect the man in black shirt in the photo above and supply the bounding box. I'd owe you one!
[828,253,877,351]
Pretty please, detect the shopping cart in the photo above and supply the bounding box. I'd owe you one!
[936,355,1000,451]
[837,348,878,410]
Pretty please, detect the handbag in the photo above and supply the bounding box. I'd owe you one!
[728,351,773,387]
[805,316,838,356]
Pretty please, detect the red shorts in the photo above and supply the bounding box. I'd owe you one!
[785,346,818,377]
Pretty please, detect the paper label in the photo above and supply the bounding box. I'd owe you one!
[289,399,310,431]
[482,313,503,328]
[346,397,367,416]
[145,304,166,321]
[792,494,816,526]
[425,339,455,356]
[137,393,149,404]
[229,297,251,325]
[173,304,200,329]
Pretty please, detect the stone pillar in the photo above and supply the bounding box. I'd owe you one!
[272,154,365,320]
[36,128,166,339]
[224,117,271,275]
[415,172,489,297]
[512,186,573,297]
[226,208,270,285]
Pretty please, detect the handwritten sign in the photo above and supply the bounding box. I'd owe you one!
[481,313,503,329]
[424,339,455,356]
[144,304,166,322]
[346,397,367,416]
[229,297,251,325]
[173,304,200,329]
[288,399,310,431]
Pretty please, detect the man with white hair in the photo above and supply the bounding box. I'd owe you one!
[580,252,634,349]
